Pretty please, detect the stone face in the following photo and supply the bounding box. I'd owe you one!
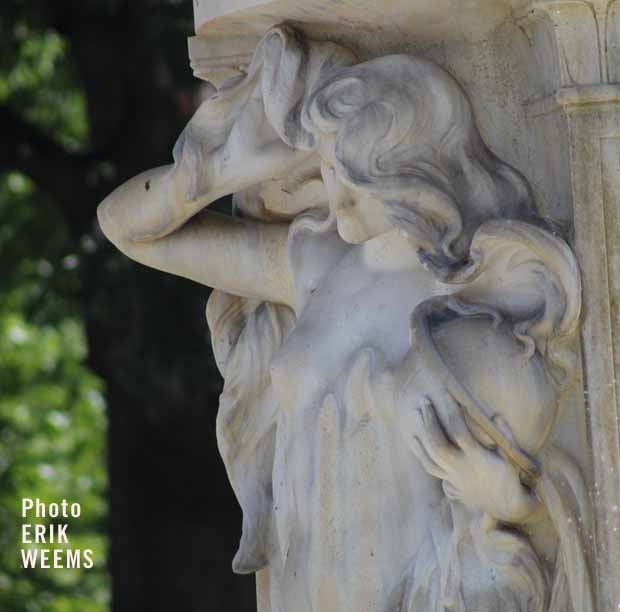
[98,2,620,609]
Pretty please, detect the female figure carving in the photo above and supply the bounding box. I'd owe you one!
[98,25,592,612]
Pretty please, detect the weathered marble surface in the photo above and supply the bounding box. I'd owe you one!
[97,20,600,611]
[189,5,620,610]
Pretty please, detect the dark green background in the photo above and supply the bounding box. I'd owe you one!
[0,1,254,610]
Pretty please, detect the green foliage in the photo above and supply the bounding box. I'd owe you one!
[0,303,109,612]
[0,11,109,612]
[0,15,89,150]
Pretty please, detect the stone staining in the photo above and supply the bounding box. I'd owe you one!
[98,25,593,612]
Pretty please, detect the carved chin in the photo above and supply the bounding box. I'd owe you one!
[335,212,370,244]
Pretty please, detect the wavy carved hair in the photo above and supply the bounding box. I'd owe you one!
[232,25,538,271]
[300,54,537,269]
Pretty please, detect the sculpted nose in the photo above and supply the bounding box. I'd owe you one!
[321,161,355,216]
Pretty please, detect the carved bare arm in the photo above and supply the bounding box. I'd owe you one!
[98,177,296,306]
[96,23,360,306]
[96,91,311,307]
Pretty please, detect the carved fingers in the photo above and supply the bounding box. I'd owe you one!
[412,394,472,461]
[411,395,542,524]
[411,396,464,484]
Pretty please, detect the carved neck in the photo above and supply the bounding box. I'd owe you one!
[360,227,425,273]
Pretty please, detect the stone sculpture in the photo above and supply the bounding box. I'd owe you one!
[98,25,593,612]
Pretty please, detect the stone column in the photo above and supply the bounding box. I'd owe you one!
[517,3,620,609]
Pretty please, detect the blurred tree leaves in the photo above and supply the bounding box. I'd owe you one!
[0,307,109,612]
[0,15,88,151]
[0,2,254,610]
[0,11,109,612]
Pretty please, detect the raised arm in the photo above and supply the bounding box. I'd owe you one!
[97,162,298,308]
[96,23,357,307]
[96,76,313,308]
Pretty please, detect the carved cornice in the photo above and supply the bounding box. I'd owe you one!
[188,35,255,87]
[516,0,620,89]
[187,0,534,88]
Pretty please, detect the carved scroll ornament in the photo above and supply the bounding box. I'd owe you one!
[97,25,592,612]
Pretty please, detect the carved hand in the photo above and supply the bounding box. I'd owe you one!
[410,394,542,524]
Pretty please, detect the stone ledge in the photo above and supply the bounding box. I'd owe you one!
[188,35,255,86]
[525,84,620,116]
[192,0,530,48]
